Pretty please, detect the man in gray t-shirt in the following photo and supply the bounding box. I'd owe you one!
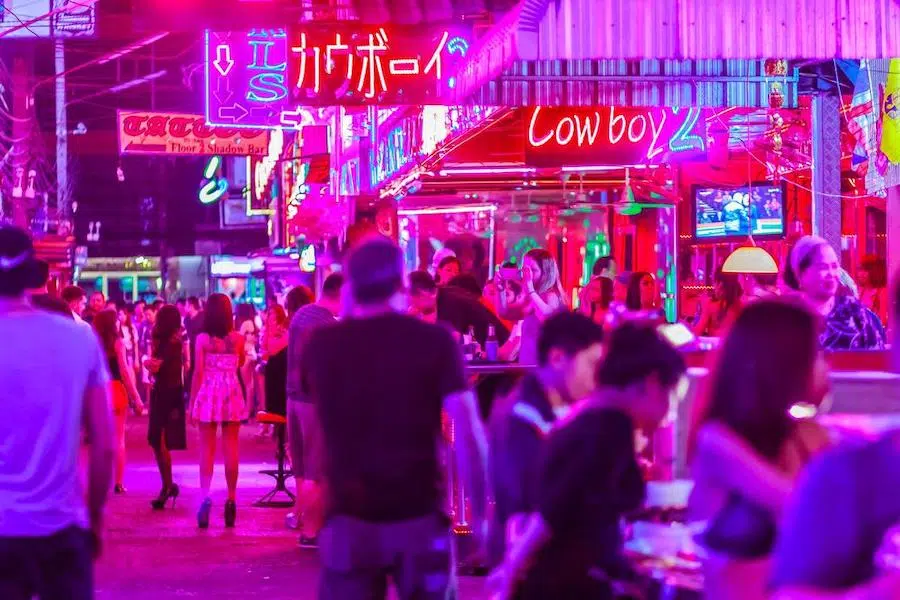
[286,273,343,547]
[0,227,114,600]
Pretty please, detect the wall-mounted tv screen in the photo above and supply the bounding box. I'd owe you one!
[693,183,786,241]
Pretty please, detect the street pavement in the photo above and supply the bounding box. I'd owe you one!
[95,418,488,599]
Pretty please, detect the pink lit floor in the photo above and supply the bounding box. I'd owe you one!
[95,419,488,599]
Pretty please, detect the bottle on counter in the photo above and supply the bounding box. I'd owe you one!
[463,325,477,362]
[485,324,499,362]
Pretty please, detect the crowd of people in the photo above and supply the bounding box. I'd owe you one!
[3,222,900,600]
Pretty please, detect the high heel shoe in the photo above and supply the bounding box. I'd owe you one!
[197,497,212,529]
[113,484,126,495]
[151,484,180,510]
[224,499,236,528]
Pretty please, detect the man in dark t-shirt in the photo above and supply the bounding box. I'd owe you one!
[300,237,488,600]
[487,312,603,567]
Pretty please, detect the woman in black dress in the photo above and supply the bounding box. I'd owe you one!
[146,304,188,510]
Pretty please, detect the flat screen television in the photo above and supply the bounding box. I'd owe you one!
[693,183,786,241]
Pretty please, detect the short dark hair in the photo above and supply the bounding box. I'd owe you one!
[0,227,40,297]
[61,285,86,304]
[346,237,404,305]
[286,285,314,314]
[187,297,201,310]
[597,322,685,389]
[592,256,614,277]
[321,273,345,300]
[409,270,436,296]
[537,311,604,366]
[447,273,482,298]
[438,255,461,270]
[175,298,186,306]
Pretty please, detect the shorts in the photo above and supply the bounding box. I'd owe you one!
[288,401,324,482]
[0,526,94,600]
[318,513,455,600]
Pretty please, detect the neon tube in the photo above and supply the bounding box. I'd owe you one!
[560,165,648,173]
[398,204,498,216]
[439,167,536,176]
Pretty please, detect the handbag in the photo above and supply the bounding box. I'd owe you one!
[700,493,777,559]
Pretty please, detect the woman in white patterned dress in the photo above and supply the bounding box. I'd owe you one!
[189,293,245,529]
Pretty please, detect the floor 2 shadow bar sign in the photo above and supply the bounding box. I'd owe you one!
[205,25,470,129]
[523,107,708,168]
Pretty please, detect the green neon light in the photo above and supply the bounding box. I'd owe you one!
[199,156,227,204]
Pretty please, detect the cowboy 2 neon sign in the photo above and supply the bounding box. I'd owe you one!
[524,107,708,167]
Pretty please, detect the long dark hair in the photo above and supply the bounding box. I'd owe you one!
[93,309,120,356]
[625,272,655,311]
[694,298,820,461]
[203,293,234,339]
[153,305,182,352]
[715,269,742,311]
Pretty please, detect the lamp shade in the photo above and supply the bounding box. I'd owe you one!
[721,246,779,275]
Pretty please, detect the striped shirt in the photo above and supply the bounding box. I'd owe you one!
[286,304,335,404]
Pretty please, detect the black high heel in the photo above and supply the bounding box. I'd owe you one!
[113,484,126,495]
[151,484,180,510]
[224,499,237,528]
[197,498,212,529]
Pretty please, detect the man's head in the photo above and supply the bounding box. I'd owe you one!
[0,227,43,300]
[592,255,617,280]
[285,285,314,316]
[537,311,605,403]
[596,322,686,431]
[88,291,105,314]
[319,272,345,316]
[175,298,187,317]
[61,285,87,316]
[408,270,437,323]
[345,237,406,313]
[145,302,160,324]
[186,297,201,317]
[134,300,146,321]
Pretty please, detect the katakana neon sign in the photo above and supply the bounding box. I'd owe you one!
[524,107,708,168]
[205,26,470,129]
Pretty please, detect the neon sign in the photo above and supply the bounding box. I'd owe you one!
[524,107,708,168]
[249,128,284,214]
[199,156,228,204]
[205,26,470,129]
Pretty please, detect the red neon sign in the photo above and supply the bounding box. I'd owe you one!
[524,107,708,168]
[287,25,471,106]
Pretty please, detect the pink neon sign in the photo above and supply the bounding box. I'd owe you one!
[524,107,708,168]
[205,26,471,129]
[287,25,470,105]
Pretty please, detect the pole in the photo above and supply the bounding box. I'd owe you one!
[55,39,69,220]
[810,93,843,258]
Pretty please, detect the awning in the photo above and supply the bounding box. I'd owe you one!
[455,0,900,102]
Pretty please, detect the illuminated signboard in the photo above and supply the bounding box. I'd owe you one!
[118,111,268,156]
[370,105,498,189]
[523,107,708,168]
[205,26,470,129]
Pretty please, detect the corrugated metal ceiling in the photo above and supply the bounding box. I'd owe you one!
[532,0,900,60]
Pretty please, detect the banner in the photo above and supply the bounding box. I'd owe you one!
[117,111,268,156]
[880,58,900,164]
[523,106,708,168]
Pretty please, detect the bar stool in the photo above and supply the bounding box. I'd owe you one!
[253,411,295,508]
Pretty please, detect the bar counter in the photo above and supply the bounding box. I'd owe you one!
[451,351,900,590]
